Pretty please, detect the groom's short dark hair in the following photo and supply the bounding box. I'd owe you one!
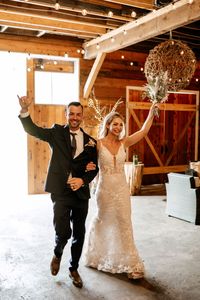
[67,101,83,110]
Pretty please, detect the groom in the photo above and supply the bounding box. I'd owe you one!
[18,95,98,288]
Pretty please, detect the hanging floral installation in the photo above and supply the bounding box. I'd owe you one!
[144,39,197,91]
[143,38,197,117]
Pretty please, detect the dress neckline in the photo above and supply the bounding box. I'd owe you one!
[101,142,122,157]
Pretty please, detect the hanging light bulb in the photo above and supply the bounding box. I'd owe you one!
[108,11,113,17]
[55,1,60,10]
[131,11,137,18]
[82,9,88,16]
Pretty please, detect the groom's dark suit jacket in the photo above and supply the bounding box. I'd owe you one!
[19,115,98,201]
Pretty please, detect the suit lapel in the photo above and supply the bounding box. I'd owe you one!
[73,129,89,160]
[82,128,89,149]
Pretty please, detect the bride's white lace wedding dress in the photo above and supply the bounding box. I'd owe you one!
[84,142,144,279]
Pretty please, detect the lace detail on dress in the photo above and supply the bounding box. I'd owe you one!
[100,164,124,175]
[83,143,145,276]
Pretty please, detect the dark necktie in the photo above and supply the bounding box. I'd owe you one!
[70,133,77,158]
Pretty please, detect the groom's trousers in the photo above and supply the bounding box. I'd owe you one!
[51,191,88,271]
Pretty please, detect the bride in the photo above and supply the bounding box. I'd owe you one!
[84,103,157,279]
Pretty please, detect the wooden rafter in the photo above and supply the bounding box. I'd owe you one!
[83,52,106,99]
[0,9,107,36]
[103,0,154,10]
[1,0,132,23]
[84,0,200,59]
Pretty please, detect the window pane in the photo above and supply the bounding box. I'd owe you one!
[35,59,79,105]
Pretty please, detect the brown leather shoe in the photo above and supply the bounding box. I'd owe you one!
[69,270,83,288]
[50,255,61,276]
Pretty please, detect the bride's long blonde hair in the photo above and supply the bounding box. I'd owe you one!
[98,111,125,140]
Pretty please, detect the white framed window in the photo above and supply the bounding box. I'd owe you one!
[34,56,79,105]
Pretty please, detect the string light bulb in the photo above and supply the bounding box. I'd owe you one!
[54,1,60,10]
[108,11,113,17]
[96,44,100,50]
[82,9,88,16]
[131,11,136,18]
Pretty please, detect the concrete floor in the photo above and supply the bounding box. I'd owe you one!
[1,192,200,300]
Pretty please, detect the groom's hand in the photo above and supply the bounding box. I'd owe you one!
[67,177,84,191]
[17,95,32,113]
[86,161,96,172]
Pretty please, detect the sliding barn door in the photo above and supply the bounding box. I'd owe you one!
[126,86,199,184]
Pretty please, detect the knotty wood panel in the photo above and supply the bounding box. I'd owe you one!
[27,105,66,194]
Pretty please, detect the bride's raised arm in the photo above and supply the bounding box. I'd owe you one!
[123,102,158,148]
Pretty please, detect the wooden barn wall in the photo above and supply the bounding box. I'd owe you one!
[0,35,199,193]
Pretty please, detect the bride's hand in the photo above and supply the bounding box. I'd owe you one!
[86,161,96,172]
[150,101,160,118]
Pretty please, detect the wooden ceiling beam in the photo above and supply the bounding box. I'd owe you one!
[0,20,98,39]
[103,0,154,10]
[0,9,106,35]
[5,0,132,22]
[0,25,8,32]
[83,52,106,99]
[84,0,200,59]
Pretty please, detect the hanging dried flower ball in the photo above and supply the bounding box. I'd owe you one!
[144,39,197,91]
